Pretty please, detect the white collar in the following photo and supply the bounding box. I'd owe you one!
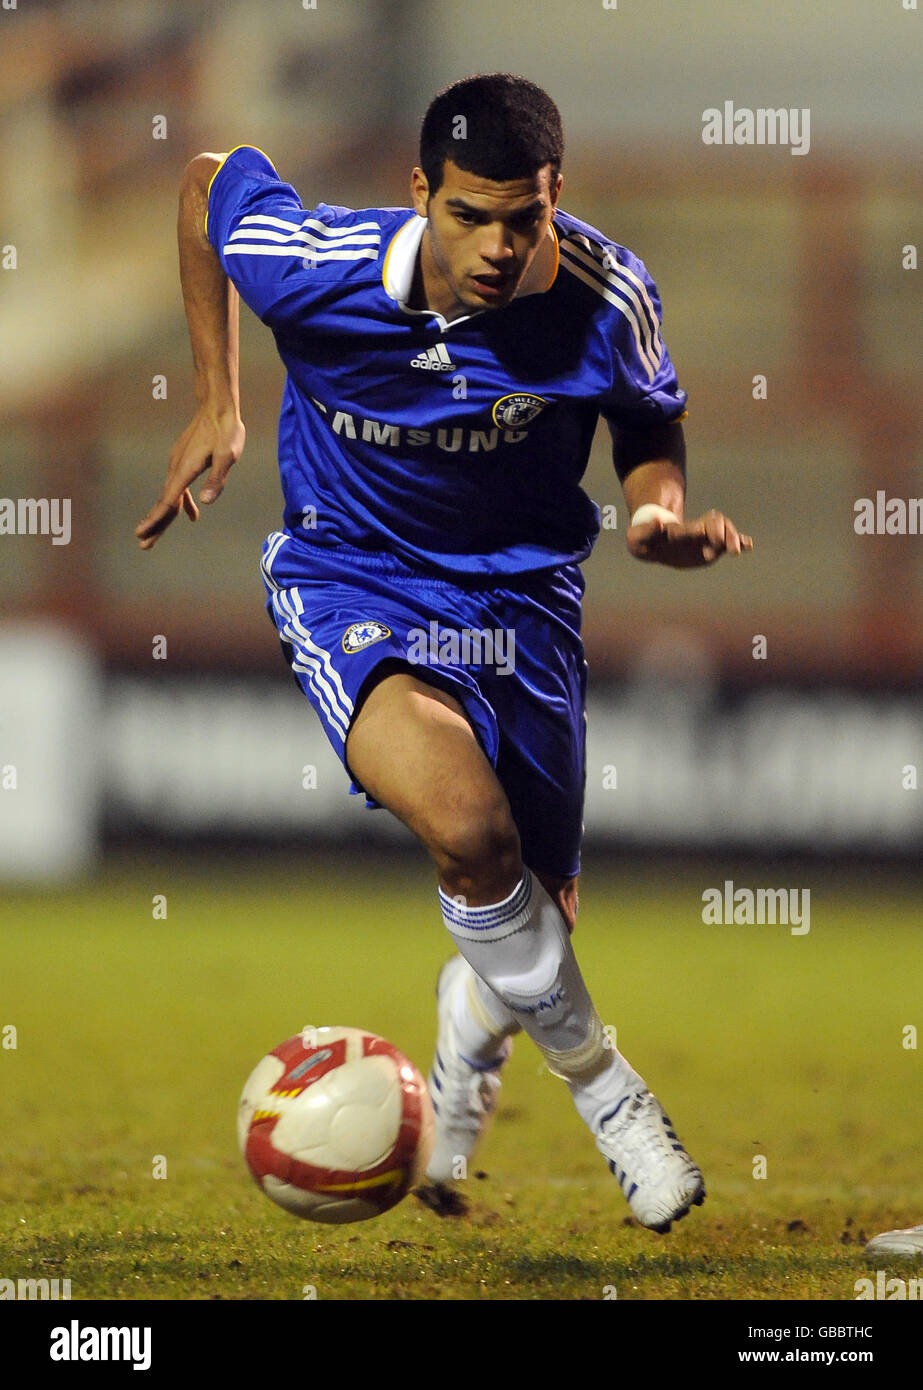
[382,213,427,307]
[382,215,474,330]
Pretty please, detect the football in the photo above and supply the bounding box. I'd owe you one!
[238,1026,435,1223]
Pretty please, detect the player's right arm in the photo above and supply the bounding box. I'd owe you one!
[135,153,246,550]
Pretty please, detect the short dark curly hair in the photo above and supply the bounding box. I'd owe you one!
[419,74,564,197]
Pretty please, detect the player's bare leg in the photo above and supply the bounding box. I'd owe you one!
[347,664,522,1210]
[346,663,523,907]
[346,662,522,1039]
[346,666,705,1230]
[346,666,578,921]
[535,871,578,934]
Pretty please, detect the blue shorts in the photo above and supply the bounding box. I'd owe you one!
[260,530,588,879]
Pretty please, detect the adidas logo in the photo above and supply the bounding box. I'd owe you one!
[410,343,455,371]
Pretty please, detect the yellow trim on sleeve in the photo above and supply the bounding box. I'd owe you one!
[381,224,400,297]
[544,221,560,291]
[204,144,278,241]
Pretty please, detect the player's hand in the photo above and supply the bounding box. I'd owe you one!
[626,509,753,568]
[135,404,246,550]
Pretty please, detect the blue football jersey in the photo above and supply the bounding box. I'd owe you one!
[207,145,687,577]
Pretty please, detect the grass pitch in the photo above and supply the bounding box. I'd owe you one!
[1,851,920,1302]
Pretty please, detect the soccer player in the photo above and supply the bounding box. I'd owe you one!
[137,74,751,1233]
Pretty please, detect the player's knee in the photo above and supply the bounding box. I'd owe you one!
[430,797,521,903]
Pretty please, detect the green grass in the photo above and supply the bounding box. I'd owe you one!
[1,852,920,1300]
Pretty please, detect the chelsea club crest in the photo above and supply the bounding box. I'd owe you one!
[342,620,391,653]
[491,394,549,429]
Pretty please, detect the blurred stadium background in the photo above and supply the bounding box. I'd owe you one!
[1,0,920,878]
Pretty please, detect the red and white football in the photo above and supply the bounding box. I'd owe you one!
[238,1027,435,1223]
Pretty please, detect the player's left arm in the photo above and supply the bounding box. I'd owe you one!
[612,419,752,568]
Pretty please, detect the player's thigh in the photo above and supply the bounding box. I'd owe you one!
[483,565,587,887]
[346,662,520,872]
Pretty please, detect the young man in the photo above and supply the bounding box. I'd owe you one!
[137,74,751,1233]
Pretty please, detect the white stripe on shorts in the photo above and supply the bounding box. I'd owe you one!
[272,588,353,742]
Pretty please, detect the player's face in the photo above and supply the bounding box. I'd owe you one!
[411,159,562,320]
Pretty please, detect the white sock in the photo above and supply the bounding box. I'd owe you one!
[449,960,522,1065]
[439,869,643,1129]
